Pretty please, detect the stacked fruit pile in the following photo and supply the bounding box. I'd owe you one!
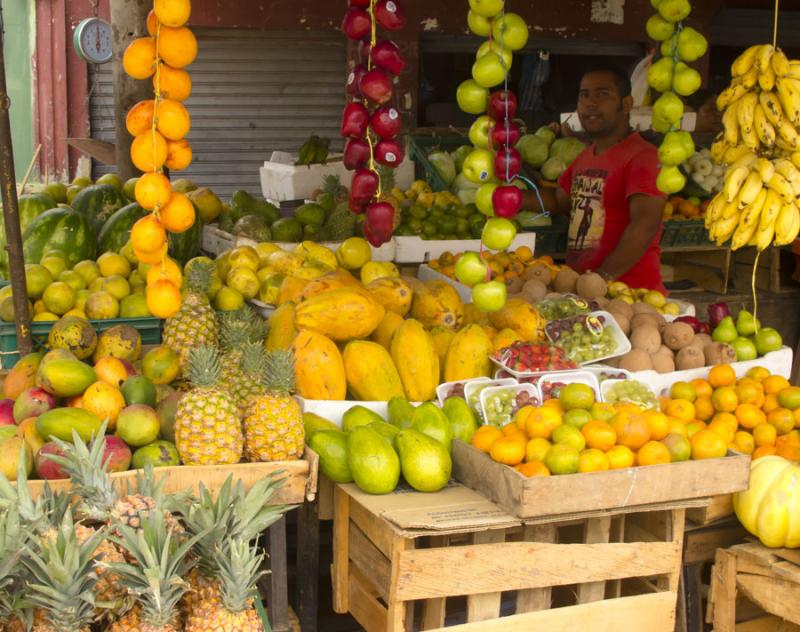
[0,444,292,630]
[122,0,197,317]
[393,182,490,239]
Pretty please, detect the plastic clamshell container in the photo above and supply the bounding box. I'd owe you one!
[479,383,540,427]
[562,310,632,366]
[436,376,492,407]
[537,370,601,402]
[464,378,517,413]
[581,365,633,383]
[600,378,658,409]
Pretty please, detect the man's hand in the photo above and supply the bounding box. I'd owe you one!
[597,193,664,280]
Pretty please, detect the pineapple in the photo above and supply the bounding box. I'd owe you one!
[0,505,29,632]
[163,260,218,376]
[184,538,265,632]
[243,349,304,462]
[174,346,243,465]
[218,309,266,415]
[23,512,101,632]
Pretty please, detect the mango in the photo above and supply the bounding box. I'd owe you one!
[442,396,478,443]
[13,387,57,423]
[36,407,103,443]
[36,359,97,397]
[342,405,385,433]
[387,397,416,429]
[2,352,42,399]
[132,440,180,468]
[0,436,32,481]
[412,402,454,452]
[309,430,352,483]
[396,429,452,493]
[347,426,400,495]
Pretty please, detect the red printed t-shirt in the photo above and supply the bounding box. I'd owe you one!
[557,133,666,293]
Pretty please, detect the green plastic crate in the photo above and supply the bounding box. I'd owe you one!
[0,316,162,369]
[660,220,712,248]
[409,134,472,192]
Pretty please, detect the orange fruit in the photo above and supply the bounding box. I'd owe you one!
[667,417,688,437]
[541,399,564,415]
[735,403,766,430]
[611,410,652,450]
[768,408,796,435]
[763,375,791,395]
[122,37,157,79]
[690,378,713,398]
[164,139,192,171]
[694,396,715,421]
[154,0,191,27]
[670,381,697,402]
[711,386,738,413]
[93,356,130,388]
[135,172,172,211]
[795,407,800,428]
[472,425,502,453]
[763,393,780,414]
[146,9,158,36]
[590,402,616,422]
[502,422,525,438]
[775,440,800,462]
[578,448,610,473]
[778,386,800,411]
[582,420,617,451]
[732,430,755,454]
[606,445,635,469]
[154,64,192,102]
[637,440,672,466]
[514,405,535,431]
[135,242,169,265]
[708,415,738,444]
[81,381,126,430]
[664,399,695,423]
[662,433,691,461]
[753,422,777,447]
[690,428,727,460]
[490,436,526,466]
[736,380,765,407]
[524,406,562,440]
[709,364,736,388]
[643,410,670,440]
[685,420,707,438]
[525,437,551,463]
[159,192,195,233]
[130,130,168,172]
[125,99,155,136]
[515,461,550,477]
[158,26,198,68]
[156,99,191,141]
[752,445,776,460]
[146,279,181,319]
[544,444,580,475]
[514,246,533,262]
[131,214,167,253]
[146,256,182,287]
[746,366,770,381]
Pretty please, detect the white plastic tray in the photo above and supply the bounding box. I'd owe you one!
[436,376,491,407]
[600,378,658,409]
[479,383,539,428]
[417,264,473,302]
[464,378,517,414]
[537,370,601,402]
[546,310,632,366]
[581,365,633,383]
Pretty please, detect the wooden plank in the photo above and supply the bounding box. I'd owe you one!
[349,564,387,632]
[349,522,391,601]
[684,523,748,565]
[420,536,449,631]
[711,548,738,632]
[667,509,686,593]
[516,524,557,613]
[686,494,734,525]
[332,485,350,614]
[394,541,681,601]
[736,615,800,632]
[466,530,505,624]
[577,516,612,604]
[427,592,677,632]
[349,495,395,558]
[387,535,413,632]
[737,574,800,625]
[318,475,334,521]
[607,516,626,599]
[265,516,289,632]
[295,497,319,632]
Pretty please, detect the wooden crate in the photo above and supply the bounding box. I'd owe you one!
[452,441,751,520]
[709,542,800,631]
[686,493,735,526]
[331,482,694,632]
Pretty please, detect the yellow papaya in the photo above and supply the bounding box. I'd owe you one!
[265,302,297,351]
[488,298,545,341]
[371,310,405,350]
[429,326,456,381]
[295,288,385,341]
[366,277,413,316]
[298,269,360,302]
[291,330,347,400]
[360,261,399,285]
[342,340,405,401]
[410,280,464,329]
[444,324,493,382]
[492,327,523,352]
[463,303,490,325]
[276,276,309,306]
[390,319,439,402]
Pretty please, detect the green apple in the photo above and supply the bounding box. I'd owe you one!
[455,251,489,287]
[472,53,508,88]
[677,27,708,62]
[456,79,489,115]
[673,63,702,97]
[646,57,675,92]
[753,327,783,356]
[467,9,492,36]
[731,337,758,361]
[468,0,504,19]
[475,182,498,216]
[645,13,675,41]
[462,149,496,184]
[476,40,512,72]
[658,0,691,23]
[471,279,507,312]
[653,91,684,125]
[481,217,516,250]
[656,166,686,195]
[469,116,496,150]
[491,13,529,51]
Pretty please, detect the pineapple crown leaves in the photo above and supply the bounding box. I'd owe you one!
[214,537,267,614]
[186,259,216,295]
[378,164,396,192]
[186,345,223,389]
[0,504,29,625]
[264,349,296,395]
[240,341,267,380]
[22,511,102,632]
[230,475,297,544]
[321,174,342,197]
[219,307,266,349]
[124,464,194,517]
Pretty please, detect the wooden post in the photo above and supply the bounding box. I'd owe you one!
[109,0,151,181]
[0,23,32,356]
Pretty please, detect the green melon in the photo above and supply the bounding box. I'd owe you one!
[22,207,96,267]
[97,202,149,254]
[71,184,127,231]
[0,193,58,278]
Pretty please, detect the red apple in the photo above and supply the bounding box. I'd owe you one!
[488,90,518,120]
[0,399,14,426]
[375,139,404,168]
[492,185,522,218]
[364,202,395,246]
[374,0,407,31]
[36,442,69,480]
[340,102,370,138]
[494,147,521,181]
[491,121,521,148]
[346,64,368,97]
[342,8,371,40]
[371,105,402,139]
[349,195,368,214]
[359,68,393,104]
[351,169,379,201]
[359,40,372,61]
[344,138,371,170]
[371,40,406,75]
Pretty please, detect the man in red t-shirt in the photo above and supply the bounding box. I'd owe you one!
[523,66,667,292]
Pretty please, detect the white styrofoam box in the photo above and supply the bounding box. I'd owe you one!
[417,264,472,302]
[632,346,794,396]
[298,397,388,428]
[260,155,351,202]
[248,299,275,319]
[560,109,697,133]
[394,233,536,264]
[479,383,540,427]
[538,370,601,402]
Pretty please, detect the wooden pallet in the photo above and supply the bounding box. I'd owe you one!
[709,542,800,631]
[331,483,692,632]
[686,494,735,526]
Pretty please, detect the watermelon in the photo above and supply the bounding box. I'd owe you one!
[168,207,202,265]
[23,207,96,267]
[71,184,127,231]
[97,202,149,254]
[0,193,58,277]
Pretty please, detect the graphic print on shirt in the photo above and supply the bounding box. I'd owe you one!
[568,169,607,251]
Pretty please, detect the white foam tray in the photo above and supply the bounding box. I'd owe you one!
[394,233,536,264]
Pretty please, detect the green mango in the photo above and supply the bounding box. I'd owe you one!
[367,420,400,447]
[347,426,400,495]
[342,405,385,433]
[387,396,416,429]
[132,440,180,468]
[396,429,452,493]
[309,430,352,483]
[303,412,339,442]
[442,396,478,443]
[412,402,454,452]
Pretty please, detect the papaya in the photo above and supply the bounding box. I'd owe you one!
[429,326,456,381]
[444,324,493,382]
[3,352,42,400]
[276,276,308,306]
[36,407,104,442]
[342,340,405,401]
[298,269,360,301]
[463,303,490,325]
[291,330,347,400]
[366,277,412,316]
[410,280,464,330]
[265,302,297,351]
[488,298,545,341]
[390,319,439,402]
[296,288,385,341]
[36,359,97,398]
[493,327,523,352]
[371,310,404,350]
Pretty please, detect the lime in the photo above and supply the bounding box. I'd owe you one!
[73,289,90,311]
[225,267,259,299]
[214,286,244,311]
[73,260,101,285]
[559,383,596,411]
[119,294,151,318]
[119,241,138,266]
[40,255,68,280]
[33,312,59,322]
[102,275,131,300]
[88,277,105,292]
[85,291,120,319]
[335,237,371,270]
[551,424,587,452]
[97,252,132,278]
[42,282,76,315]
[24,264,54,299]
[58,270,87,292]
[544,443,580,475]
[563,408,592,430]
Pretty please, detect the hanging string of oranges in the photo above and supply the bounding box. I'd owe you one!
[121,0,197,319]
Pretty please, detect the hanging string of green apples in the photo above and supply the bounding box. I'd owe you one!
[645,0,708,195]
[340,0,407,246]
[453,0,530,312]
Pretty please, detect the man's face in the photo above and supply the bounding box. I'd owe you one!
[577,71,630,138]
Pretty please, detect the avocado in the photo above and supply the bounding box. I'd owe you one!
[442,396,478,443]
[233,215,272,241]
[303,412,340,442]
[309,430,352,483]
[230,189,280,225]
[367,420,400,447]
[271,217,304,243]
[303,223,323,241]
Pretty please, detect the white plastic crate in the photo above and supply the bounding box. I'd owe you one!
[394,233,536,264]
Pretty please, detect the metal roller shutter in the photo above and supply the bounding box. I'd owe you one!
[90,28,346,199]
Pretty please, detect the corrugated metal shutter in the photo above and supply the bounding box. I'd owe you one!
[90,28,346,199]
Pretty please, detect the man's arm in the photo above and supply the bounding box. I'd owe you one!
[521,186,571,215]
[596,194,664,279]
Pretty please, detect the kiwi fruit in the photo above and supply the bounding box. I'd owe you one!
[594,296,610,310]
[630,312,666,332]
[523,263,553,286]
[607,298,634,319]
[654,344,675,359]
[651,353,675,374]
[703,342,737,366]
[675,345,705,370]
[553,268,579,294]
[609,311,630,336]
[630,324,662,354]
[506,277,524,295]
[575,272,607,301]
[544,292,563,300]
[662,322,695,351]
[521,279,548,303]
[631,302,658,315]
[618,349,654,372]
